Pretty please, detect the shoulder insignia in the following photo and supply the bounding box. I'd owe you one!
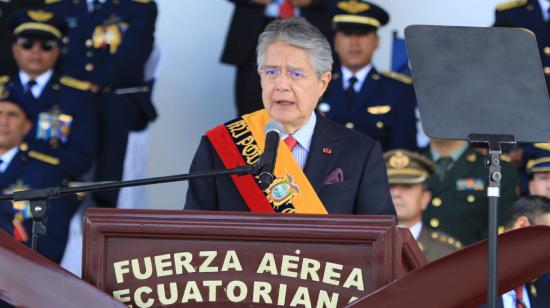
[60,76,92,91]
[496,0,528,11]
[45,0,64,4]
[382,71,413,84]
[534,142,550,152]
[132,0,154,3]
[28,150,60,165]
[0,75,10,84]
[432,231,463,249]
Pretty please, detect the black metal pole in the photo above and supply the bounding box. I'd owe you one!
[486,151,502,308]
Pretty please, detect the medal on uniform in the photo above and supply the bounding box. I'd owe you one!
[93,16,124,54]
[36,105,73,148]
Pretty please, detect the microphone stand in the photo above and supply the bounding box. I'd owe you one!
[0,164,258,253]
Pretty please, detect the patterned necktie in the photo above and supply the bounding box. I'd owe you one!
[345,76,358,106]
[284,135,298,151]
[26,80,37,100]
[279,0,295,19]
[515,286,526,308]
[436,157,453,181]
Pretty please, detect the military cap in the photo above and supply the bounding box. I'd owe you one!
[0,84,33,120]
[8,8,67,40]
[524,144,550,174]
[332,0,389,32]
[384,149,435,184]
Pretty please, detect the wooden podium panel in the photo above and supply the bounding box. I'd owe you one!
[83,209,425,307]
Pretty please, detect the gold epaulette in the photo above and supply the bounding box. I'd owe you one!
[431,231,463,249]
[496,0,528,11]
[45,0,64,4]
[534,142,550,152]
[60,76,92,91]
[132,0,154,3]
[0,75,9,84]
[28,150,60,166]
[382,71,413,85]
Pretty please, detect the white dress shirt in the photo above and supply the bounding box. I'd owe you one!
[18,70,53,99]
[0,147,19,173]
[341,65,372,93]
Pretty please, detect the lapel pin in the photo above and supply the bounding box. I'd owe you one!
[322,147,332,154]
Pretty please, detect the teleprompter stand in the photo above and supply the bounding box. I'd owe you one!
[405,25,550,307]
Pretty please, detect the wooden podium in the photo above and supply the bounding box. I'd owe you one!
[83,209,426,307]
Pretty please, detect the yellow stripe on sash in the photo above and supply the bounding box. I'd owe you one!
[242,110,328,214]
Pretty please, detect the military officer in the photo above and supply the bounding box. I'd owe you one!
[523,143,550,198]
[0,83,78,264]
[0,0,43,75]
[494,0,550,89]
[46,0,157,208]
[319,0,417,152]
[384,149,461,262]
[422,139,519,246]
[3,8,97,180]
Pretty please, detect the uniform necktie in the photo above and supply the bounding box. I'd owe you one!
[91,0,102,14]
[279,0,295,19]
[285,135,298,152]
[26,80,37,100]
[436,157,453,181]
[345,76,358,106]
[515,286,526,308]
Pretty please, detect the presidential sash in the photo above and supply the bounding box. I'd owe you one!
[206,110,327,214]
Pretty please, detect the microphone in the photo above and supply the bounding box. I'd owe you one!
[257,120,284,189]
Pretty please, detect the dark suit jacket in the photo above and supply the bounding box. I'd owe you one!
[185,114,395,215]
[221,0,330,67]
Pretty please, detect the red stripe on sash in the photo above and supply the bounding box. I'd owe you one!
[206,125,274,213]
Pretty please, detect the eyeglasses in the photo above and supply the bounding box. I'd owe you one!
[17,37,58,52]
[258,66,312,83]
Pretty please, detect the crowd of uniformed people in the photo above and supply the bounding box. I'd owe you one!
[0,0,550,305]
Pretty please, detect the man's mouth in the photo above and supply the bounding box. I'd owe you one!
[274,100,295,106]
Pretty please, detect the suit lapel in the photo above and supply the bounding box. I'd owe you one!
[304,115,342,193]
[34,75,59,110]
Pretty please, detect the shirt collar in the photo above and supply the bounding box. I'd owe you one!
[341,65,372,92]
[430,143,468,162]
[539,0,550,21]
[409,221,423,240]
[19,69,53,97]
[282,112,316,152]
[0,147,19,173]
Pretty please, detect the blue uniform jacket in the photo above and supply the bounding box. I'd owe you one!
[320,67,417,152]
[0,149,78,263]
[495,0,550,88]
[185,114,396,215]
[6,73,97,179]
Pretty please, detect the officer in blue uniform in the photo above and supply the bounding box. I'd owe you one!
[4,8,97,180]
[0,83,78,264]
[46,0,158,208]
[494,0,550,89]
[319,0,417,152]
[523,143,550,198]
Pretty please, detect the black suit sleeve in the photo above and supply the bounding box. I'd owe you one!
[355,141,396,215]
[184,136,219,210]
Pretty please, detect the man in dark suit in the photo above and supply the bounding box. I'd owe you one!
[186,17,394,215]
[384,149,461,262]
[494,0,550,89]
[483,195,550,308]
[46,0,157,208]
[319,0,417,152]
[3,8,97,181]
[0,83,78,264]
[221,0,330,116]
